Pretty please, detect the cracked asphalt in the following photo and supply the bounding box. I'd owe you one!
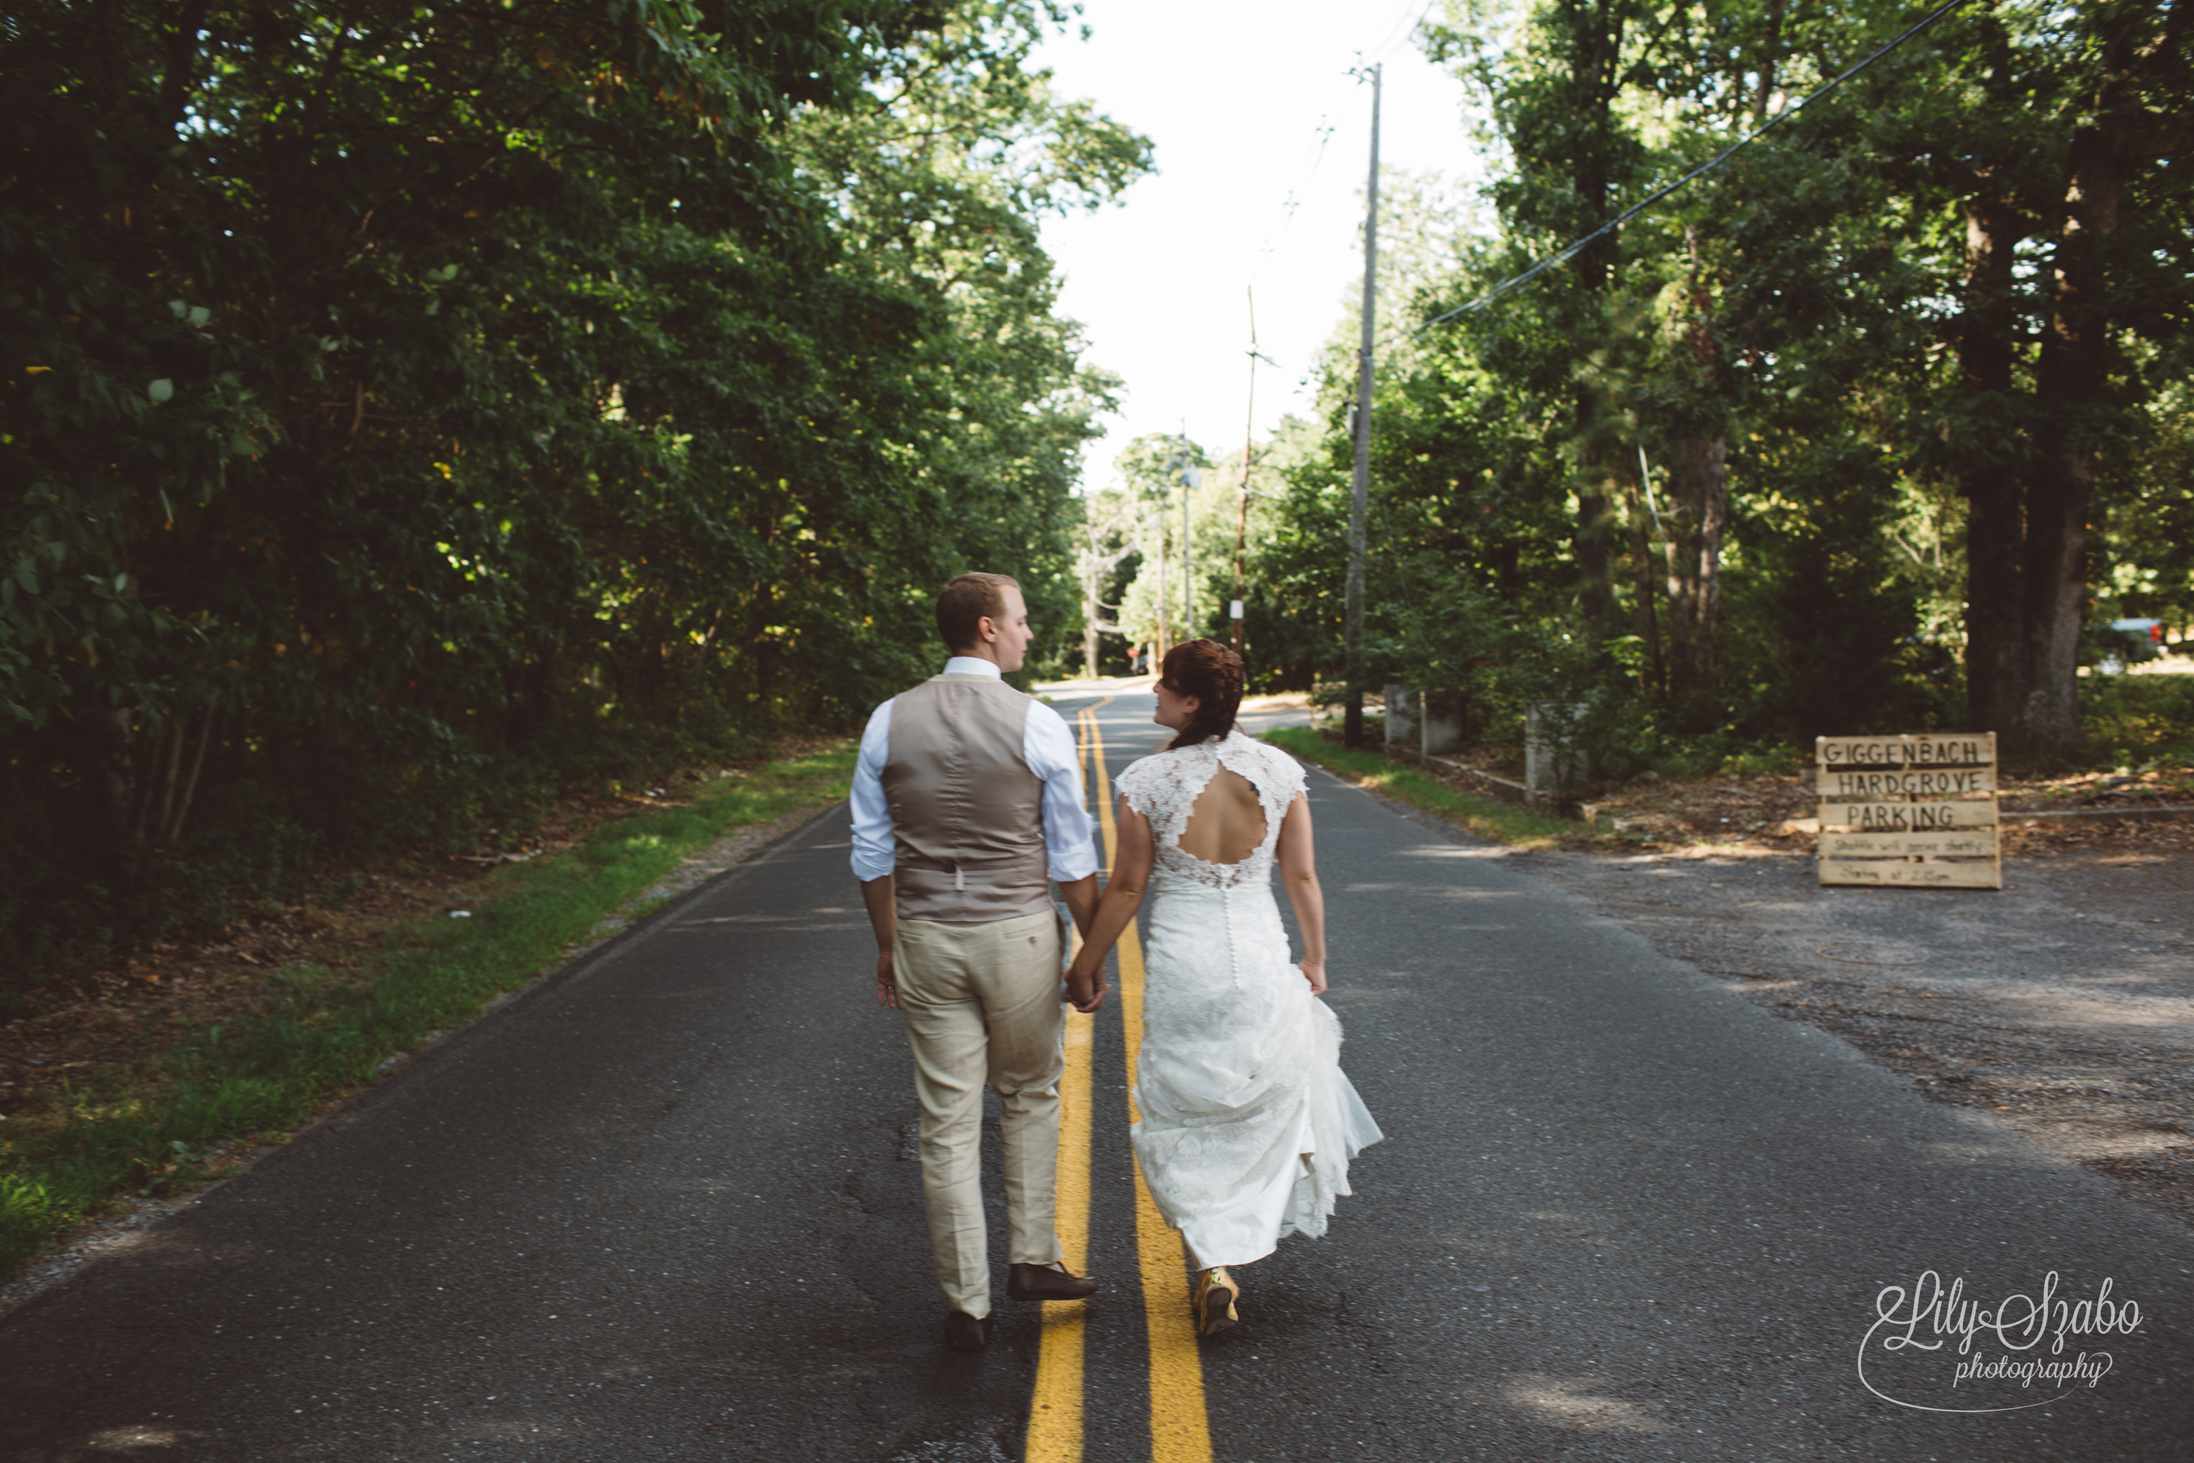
[1,685,2191,1460]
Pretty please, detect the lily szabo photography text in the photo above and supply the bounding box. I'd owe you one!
[3,0,2193,1458]
[1860,1270,2144,1414]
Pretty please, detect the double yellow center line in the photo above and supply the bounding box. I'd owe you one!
[1025,702,1213,1463]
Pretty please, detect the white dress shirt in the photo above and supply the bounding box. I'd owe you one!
[849,657,1099,885]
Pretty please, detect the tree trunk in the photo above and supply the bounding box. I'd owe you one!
[2025,15,2146,750]
[1955,197,2030,740]
[1658,226,1728,709]
[1754,0,1786,123]
[1661,435,1726,704]
[1573,406,1616,627]
[1622,469,1663,694]
[1083,555,1102,679]
[98,706,136,878]
[1568,0,1622,633]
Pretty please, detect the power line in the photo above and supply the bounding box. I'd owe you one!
[1363,0,1439,64]
[1248,112,1341,280]
[1258,0,1428,277]
[1400,0,1969,341]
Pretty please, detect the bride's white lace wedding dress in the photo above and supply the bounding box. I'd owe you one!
[1116,728,1383,1268]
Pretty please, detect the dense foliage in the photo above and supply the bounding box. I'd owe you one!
[0,1,1148,986]
[1213,0,2192,772]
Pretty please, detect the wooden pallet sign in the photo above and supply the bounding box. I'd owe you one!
[1816,733,2001,890]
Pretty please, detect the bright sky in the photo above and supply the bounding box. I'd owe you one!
[1029,0,1483,489]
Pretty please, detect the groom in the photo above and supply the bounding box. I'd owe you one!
[851,572,1108,1351]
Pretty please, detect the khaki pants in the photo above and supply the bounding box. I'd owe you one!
[894,909,1066,1318]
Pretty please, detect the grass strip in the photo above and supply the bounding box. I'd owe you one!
[0,743,857,1286]
[1263,726,1576,847]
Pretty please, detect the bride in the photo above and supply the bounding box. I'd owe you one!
[1065,639,1382,1336]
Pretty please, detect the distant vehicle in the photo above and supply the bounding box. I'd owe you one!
[2097,618,2166,672]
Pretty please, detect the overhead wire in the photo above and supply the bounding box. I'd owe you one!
[1255,0,1432,288]
[1363,0,1441,65]
[1395,0,1971,344]
[1316,0,1967,683]
[1264,119,1336,250]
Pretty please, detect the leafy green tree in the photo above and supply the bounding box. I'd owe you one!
[1834,0,2192,751]
[1106,433,1210,652]
[1429,0,1658,637]
[1218,0,2194,776]
[0,0,1149,983]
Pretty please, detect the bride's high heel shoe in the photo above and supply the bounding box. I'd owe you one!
[1194,1267,1239,1336]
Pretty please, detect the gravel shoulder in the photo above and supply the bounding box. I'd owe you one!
[1515,834,2194,1231]
[1282,726,2194,1235]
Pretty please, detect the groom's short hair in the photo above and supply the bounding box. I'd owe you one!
[937,572,1021,651]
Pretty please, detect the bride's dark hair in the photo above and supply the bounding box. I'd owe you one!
[1160,639,1246,750]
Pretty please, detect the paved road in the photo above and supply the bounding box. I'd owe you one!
[3,685,2191,1461]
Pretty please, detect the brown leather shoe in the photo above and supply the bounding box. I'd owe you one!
[944,1310,992,1352]
[1007,1262,1099,1302]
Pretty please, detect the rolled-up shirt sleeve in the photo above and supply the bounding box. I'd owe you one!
[1025,703,1099,882]
[848,699,896,883]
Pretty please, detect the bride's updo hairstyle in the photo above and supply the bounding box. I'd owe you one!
[1160,638,1246,750]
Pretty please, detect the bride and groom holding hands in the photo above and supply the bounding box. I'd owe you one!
[851,572,1382,1351]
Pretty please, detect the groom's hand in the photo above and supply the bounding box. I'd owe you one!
[860,875,898,1010]
[1064,967,1109,1014]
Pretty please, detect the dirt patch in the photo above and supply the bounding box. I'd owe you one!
[1575,764,2194,851]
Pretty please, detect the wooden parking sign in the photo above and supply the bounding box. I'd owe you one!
[1815,733,2002,889]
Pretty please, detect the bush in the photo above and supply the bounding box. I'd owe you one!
[2081,676,2194,768]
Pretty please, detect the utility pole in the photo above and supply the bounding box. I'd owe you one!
[1344,63,1380,748]
[1152,476,1168,660]
[1233,287,1257,657]
[1180,438,1197,641]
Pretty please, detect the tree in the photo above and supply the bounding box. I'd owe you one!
[1430,0,1656,639]
[1106,433,1212,653]
[1260,0,2194,768]
[0,0,1151,982]
[1863,0,2192,751]
[1073,491,1137,677]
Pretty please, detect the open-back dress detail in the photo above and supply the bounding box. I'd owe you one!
[1115,728,1383,1267]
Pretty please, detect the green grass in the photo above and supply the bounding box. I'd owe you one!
[0,743,857,1285]
[2081,675,2194,769]
[1262,726,1576,847]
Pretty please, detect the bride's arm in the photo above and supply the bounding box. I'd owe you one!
[1062,797,1155,1012]
[1275,791,1327,994]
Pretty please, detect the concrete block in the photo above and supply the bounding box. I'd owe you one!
[1383,685,1418,745]
[1421,690,1467,757]
[1526,701,1590,796]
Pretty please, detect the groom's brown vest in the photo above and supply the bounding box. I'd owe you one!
[883,674,1052,922]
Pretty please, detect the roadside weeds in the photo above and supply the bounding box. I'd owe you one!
[0,743,857,1293]
[1263,726,1575,847]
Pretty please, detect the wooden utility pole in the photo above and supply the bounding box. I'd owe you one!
[1180,435,1196,640]
[1233,287,1257,657]
[1344,64,1380,748]
[1152,469,1168,658]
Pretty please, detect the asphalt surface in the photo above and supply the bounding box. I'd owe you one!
[3,684,2191,1461]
